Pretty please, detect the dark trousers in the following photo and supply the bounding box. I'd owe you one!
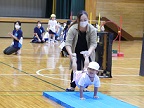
[3,46,19,55]
[31,37,44,43]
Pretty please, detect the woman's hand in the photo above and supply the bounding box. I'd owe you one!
[8,32,13,37]
[8,32,19,41]
[80,51,90,58]
[70,53,77,61]
[38,39,41,42]
[34,33,37,36]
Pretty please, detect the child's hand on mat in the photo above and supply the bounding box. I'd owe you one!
[80,97,85,100]
[93,96,99,99]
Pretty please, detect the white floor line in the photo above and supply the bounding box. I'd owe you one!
[112,75,139,76]
[112,67,139,70]
[0,74,140,77]
[101,82,144,87]
[36,68,70,81]
[0,74,38,76]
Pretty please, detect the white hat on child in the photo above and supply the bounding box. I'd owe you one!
[88,62,100,70]
[51,14,56,18]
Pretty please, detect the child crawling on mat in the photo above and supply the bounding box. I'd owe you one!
[71,53,100,100]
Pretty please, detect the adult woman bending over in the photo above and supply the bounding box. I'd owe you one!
[65,10,98,91]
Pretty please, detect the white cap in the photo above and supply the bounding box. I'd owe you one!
[51,14,56,18]
[88,62,100,70]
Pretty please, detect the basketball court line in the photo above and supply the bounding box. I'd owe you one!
[0,61,142,107]
[0,60,142,88]
[0,91,43,92]
[0,54,140,59]
[0,73,143,87]
[0,61,143,91]
[0,55,67,60]
[0,94,41,96]
[112,57,140,60]
[0,74,39,76]
[0,73,140,77]
[112,67,139,70]
[0,61,65,91]
[36,67,143,87]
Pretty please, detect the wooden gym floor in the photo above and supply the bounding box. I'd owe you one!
[0,38,143,108]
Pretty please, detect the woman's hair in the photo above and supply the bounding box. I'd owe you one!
[69,10,88,30]
[36,20,43,27]
[37,20,41,24]
[64,20,72,31]
[14,21,21,29]
[14,21,21,26]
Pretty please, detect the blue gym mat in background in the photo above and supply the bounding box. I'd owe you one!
[43,91,138,108]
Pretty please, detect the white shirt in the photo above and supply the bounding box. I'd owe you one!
[74,71,100,88]
[48,20,57,32]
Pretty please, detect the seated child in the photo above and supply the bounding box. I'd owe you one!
[31,21,45,43]
[71,53,100,100]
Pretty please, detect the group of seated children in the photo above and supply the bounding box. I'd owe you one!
[31,14,72,44]
[3,15,72,55]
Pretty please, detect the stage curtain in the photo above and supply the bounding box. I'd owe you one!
[71,0,85,16]
[56,0,71,19]
[47,0,85,19]
[45,0,53,18]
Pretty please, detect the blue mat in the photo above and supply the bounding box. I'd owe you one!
[43,91,138,108]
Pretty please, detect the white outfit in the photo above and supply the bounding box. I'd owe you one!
[73,71,100,88]
[43,32,49,41]
[96,24,105,32]
[48,20,57,33]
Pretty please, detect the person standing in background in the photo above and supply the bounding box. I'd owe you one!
[65,10,98,91]
[60,20,72,57]
[3,21,23,55]
[63,20,72,41]
[47,14,58,43]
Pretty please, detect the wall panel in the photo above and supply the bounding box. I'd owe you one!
[96,0,144,38]
[85,0,97,22]
[0,0,46,18]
